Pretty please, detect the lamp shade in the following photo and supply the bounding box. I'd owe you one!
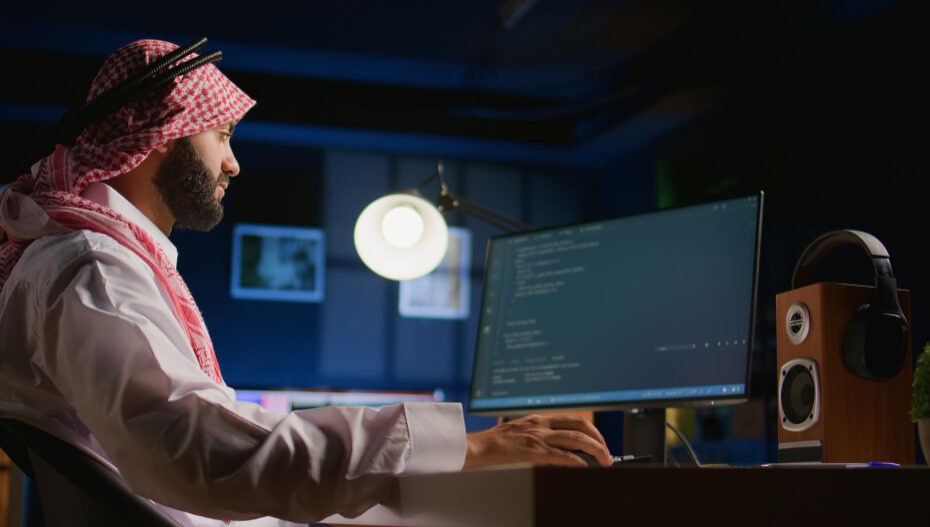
[354,192,449,280]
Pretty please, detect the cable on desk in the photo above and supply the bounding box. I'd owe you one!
[665,420,701,466]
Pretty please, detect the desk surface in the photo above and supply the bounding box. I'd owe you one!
[322,463,930,527]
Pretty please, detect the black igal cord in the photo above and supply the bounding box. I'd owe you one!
[54,36,222,146]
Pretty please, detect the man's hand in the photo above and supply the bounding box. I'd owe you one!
[463,414,612,468]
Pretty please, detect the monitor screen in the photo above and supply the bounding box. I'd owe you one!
[468,192,764,417]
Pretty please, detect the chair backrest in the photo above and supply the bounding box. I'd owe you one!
[0,418,182,527]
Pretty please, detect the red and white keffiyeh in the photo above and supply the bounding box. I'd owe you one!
[0,39,256,384]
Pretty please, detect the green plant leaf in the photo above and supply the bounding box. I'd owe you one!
[911,342,930,421]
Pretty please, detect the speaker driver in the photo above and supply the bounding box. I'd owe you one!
[778,358,820,432]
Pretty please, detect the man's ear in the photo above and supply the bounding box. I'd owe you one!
[153,139,174,154]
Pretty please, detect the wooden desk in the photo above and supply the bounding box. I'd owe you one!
[322,463,930,526]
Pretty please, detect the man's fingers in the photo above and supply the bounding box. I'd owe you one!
[544,430,612,466]
[536,414,607,446]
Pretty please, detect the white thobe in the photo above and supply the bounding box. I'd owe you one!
[0,182,467,526]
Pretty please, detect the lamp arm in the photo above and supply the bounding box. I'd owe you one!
[411,172,441,193]
[436,189,532,233]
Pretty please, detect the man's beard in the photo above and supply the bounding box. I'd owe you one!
[152,137,229,231]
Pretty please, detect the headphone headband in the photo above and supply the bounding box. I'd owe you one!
[791,229,893,289]
[54,37,221,146]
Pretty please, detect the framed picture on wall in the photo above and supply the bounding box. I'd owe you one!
[398,226,471,319]
[230,223,325,302]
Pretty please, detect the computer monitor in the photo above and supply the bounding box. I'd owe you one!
[468,192,764,463]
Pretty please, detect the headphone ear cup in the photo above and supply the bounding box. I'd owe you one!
[842,304,872,378]
[843,303,908,380]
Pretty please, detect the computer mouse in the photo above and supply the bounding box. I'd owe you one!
[571,449,602,467]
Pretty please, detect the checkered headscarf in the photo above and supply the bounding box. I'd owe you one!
[0,39,256,384]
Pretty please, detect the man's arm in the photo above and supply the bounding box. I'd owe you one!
[27,232,464,523]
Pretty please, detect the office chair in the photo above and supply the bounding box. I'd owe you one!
[0,418,182,527]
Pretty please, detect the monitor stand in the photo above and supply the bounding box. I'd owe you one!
[623,408,667,465]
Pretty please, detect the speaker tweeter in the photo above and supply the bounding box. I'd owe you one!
[785,302,810,345]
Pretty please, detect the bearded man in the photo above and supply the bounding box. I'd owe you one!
[0,38,610,527]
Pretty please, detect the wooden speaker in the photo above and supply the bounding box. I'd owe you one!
[775,282,914,464]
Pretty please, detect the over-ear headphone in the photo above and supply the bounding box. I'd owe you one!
[792,229,908,381]
[55,37,221,146]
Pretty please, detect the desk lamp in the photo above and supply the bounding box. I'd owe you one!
[354,161,531,280]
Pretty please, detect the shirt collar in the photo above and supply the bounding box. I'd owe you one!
[80,182,179,266]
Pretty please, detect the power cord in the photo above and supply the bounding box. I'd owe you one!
[665,420,701,466]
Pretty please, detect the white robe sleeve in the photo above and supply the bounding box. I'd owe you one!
[23,232,467,523]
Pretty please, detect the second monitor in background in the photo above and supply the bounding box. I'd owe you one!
[236,387,443,413]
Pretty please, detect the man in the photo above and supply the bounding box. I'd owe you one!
[0,39,611,526]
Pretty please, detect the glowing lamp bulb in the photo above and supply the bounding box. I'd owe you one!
[381,205,424,248]
[354,192,448,281]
